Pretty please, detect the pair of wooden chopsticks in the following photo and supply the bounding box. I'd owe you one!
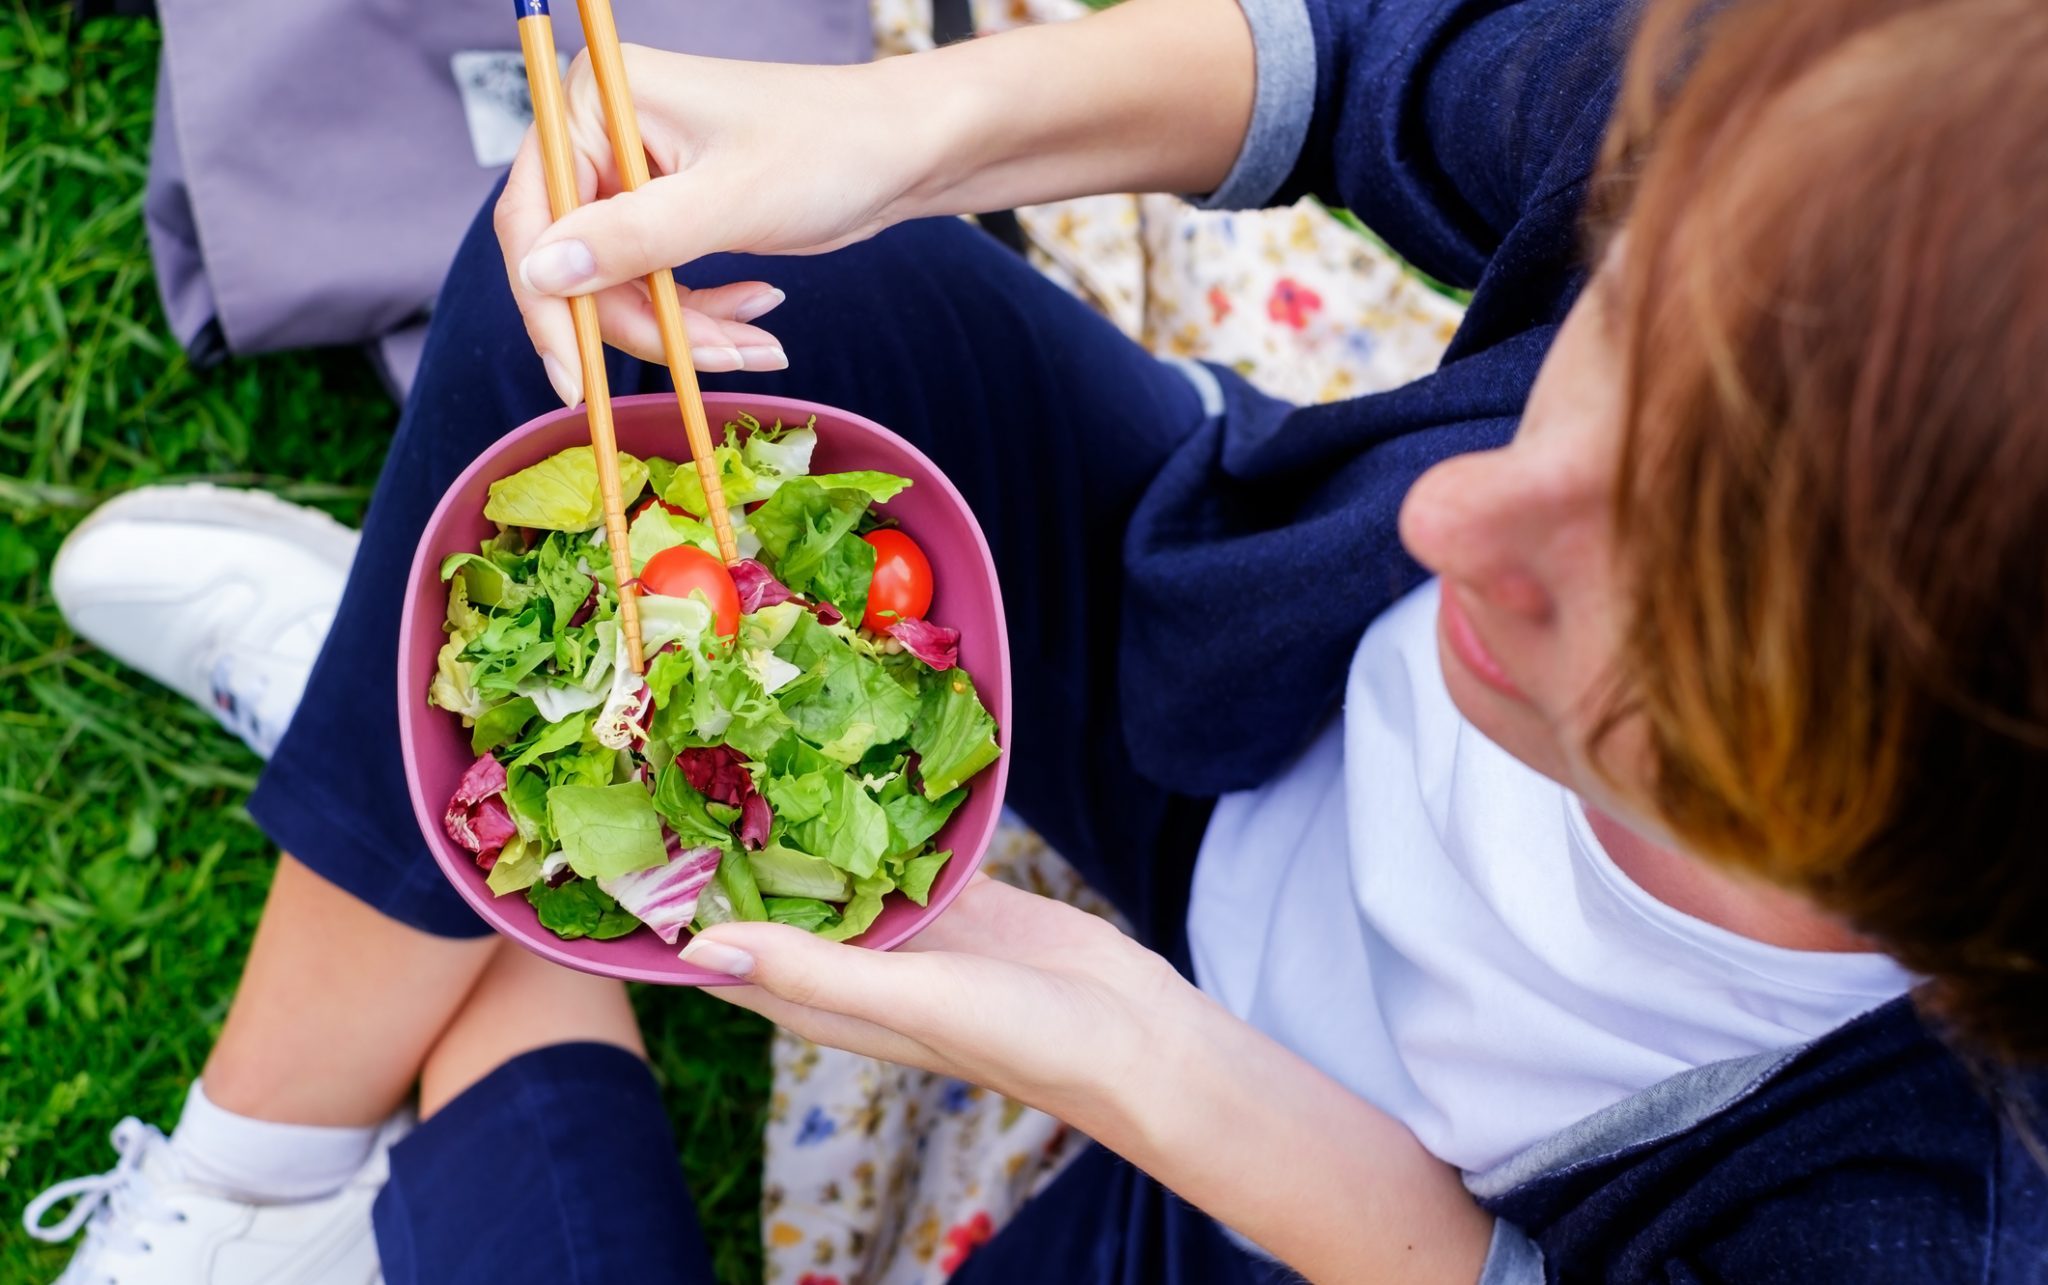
[516,0,738,675]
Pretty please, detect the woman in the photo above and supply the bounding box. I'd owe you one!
[28,0,2047,1279]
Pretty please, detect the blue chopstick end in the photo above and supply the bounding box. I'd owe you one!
[514,0,549,18]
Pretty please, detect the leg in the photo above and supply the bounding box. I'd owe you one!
[202,855,497,1126]
[375,966,704,1285]
[416,939,643,1118]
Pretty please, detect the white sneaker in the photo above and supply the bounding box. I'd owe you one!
[50,484,358,758]
[22,1115,408,1285]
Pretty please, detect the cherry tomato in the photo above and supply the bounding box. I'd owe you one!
[861,529,934,632]
[640,545,739,638]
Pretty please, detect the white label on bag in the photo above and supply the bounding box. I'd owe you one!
[451,50,573,169]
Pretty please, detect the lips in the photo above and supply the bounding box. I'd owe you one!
[1439,586,1528,701]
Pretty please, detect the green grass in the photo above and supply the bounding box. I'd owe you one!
[0,4,767,1278]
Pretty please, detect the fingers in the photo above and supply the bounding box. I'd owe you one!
[703,983,936,1070]
[682,921,942,1028]
[588,293,786,370]
[516,172,726,299]
[500,131,788,389]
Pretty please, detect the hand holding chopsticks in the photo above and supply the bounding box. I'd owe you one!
[513,1,647,673]
[513,0,746,673]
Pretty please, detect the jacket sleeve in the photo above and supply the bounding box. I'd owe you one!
[1203,0,1633,291]
[1648,1158,1998,1285]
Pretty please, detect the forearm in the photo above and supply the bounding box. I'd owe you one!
[1078,986,1494,1283]
[887,0,1257,216]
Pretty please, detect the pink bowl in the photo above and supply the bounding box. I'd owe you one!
[399,393,1011,985]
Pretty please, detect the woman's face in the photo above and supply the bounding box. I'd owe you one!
[1398,269,1667,839]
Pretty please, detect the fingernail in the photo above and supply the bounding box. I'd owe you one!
[680,938,754,977]
[737,345,789,372]
[520,239,596,294]
[691,345,744,372]
[541,352,582,407]
[733,287,785,323]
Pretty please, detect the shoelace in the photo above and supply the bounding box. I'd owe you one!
[22,1118,186,1255]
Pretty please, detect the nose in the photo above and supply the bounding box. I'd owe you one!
[1399,449,1556,623]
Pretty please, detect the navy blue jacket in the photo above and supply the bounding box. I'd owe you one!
[1117,0,2048,1277]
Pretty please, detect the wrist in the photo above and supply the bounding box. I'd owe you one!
[867,44,1006,222]
[1069,955,1222,1151]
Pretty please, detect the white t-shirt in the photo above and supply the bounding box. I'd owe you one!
[1187,580,1914,1175]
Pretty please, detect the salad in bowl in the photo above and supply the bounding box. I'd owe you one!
[399,393,1010,984]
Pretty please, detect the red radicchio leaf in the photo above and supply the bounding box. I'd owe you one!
[676,745,753,807]
[469,798,517,869]
[730,559,795,613]
[567,581,600,627]
[443,754,514,865]
[887,617,960,670]
[737,792,773,850]
[600,844,723,944]
[809,598,844,626]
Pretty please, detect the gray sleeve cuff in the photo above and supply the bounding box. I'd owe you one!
[1192,0,1316,209]
[1478,1218,1546,1285]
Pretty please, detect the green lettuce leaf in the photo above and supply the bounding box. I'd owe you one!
[484,446,649,532]
[526,878,642,940]
[469,696,537,755]
[660,444,762,515]
[785,773,891,878]
[716,847,769,922]
[748,479,870,593]
[880,775,966,853]
[535,533,594,629]
[691,879,737,930]
[819,874,894,943]
[765,897,839,931]
[508,710,591,770]
[445,569,489,637]
[738,419,817,496]
[440,552,534,611]
[651,759,738,852]
[764,727,842,778]
[550,621,607,686]
[780,638,919,764]
[644,455,679,498]
[504,767,552,846]
[627,503,719,574]
[908,670,1002,797]
[460,605,555,699]
[429,640,487,720]
[546,782,668,880]
[761,770,834,826]
[803,472,913,503]
[747,843,853,901]
[893,849,952,907]
[808,532,876,626]
[485,834,547,896]
[545,744,619,789]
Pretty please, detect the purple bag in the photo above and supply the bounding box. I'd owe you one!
[143,0,870,395]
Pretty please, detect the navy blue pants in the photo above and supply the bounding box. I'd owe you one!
[251,198,1281,1282]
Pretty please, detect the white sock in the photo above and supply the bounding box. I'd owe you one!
[168,1080,379,1204]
